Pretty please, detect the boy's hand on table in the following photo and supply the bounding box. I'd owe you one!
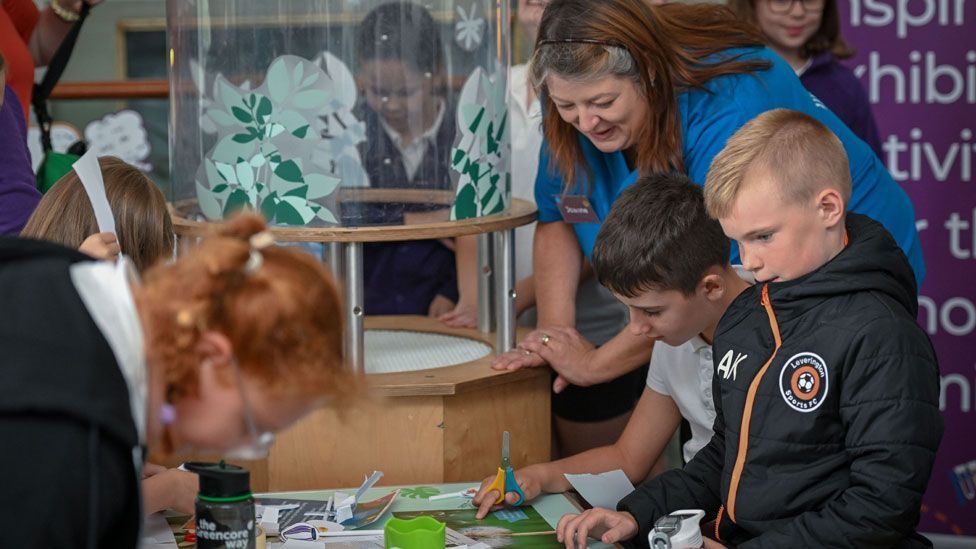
[702,537,727,548]
[556,508,638,548]
[472,467,543,519]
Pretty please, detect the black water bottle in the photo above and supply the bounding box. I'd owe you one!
[189,462,256,549]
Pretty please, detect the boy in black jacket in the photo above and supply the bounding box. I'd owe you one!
[556,109,942,548]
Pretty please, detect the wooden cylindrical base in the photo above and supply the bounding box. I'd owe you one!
[161,316,552,492]
[266,366,551,490]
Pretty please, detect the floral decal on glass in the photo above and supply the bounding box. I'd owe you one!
[454,2,485,52]
[450,67,510,220]
[194,53,368,226]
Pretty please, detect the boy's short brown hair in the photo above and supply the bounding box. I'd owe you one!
[704,109,851,219]
[593,172,730,297]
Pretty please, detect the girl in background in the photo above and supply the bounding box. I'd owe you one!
[351,1,459,317]
[730,0,883,156]
[21,155,174,271]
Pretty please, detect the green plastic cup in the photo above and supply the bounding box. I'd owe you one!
[384,516,446,549]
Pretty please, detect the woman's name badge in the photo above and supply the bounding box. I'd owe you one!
[557,195,600,224]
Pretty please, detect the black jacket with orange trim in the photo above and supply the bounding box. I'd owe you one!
[618,214,942,548]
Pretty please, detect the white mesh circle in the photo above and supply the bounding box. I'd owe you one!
[364,330,493,374]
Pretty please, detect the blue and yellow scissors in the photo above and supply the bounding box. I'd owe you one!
[485,431,525,506]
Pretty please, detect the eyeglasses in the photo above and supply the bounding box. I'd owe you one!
[223,358,276,460]
[767,0,825,14]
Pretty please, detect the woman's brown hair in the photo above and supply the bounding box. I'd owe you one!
[21,156,175,272]
[728,0,853,60]
[139,213,353,404]
[531,0,768,188]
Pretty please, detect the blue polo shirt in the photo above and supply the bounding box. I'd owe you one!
[535,46,925,284]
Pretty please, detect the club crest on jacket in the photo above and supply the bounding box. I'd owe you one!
[779,352,829,412]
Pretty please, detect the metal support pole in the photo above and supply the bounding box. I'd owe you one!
[493,229,516,353]
[323,242,344,286]
[342,242,365,373]
[477,232,495,333]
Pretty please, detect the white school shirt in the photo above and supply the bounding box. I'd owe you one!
[645,267,754,463]
[646,336,716,464]
[379,98,446,181]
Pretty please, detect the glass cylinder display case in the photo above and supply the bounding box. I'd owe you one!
[166,0,546,490]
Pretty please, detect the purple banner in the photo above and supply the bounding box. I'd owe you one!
[841,0,976,536]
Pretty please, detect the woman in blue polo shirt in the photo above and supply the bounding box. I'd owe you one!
[495,0,923,400]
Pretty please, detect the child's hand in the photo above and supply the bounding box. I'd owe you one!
[702,537,727,549]
[79,232,120,263]
[439,301,478,328]
[143,467,199,516]
[472,467,543,519]
[556,508,638,548]
[142,462,168,478]
[427,294,456,318]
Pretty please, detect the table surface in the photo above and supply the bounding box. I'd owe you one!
[159,481,618,548]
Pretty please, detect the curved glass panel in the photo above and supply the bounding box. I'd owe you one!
[167,0,511,228]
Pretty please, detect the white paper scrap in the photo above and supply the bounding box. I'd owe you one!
[260,506,280,536]
[319,530,384,547]
[355,471,383,501]
[564,469,636,510]
[72,149,117,236]
[140,512,178,547]
[281,540,326,548]
[334,504,353,525]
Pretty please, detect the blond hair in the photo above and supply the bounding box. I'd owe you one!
[704,109,851,219]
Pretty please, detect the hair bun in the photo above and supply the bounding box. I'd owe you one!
[212,212,268,241]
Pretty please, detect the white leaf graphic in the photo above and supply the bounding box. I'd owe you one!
[454,3,485,52]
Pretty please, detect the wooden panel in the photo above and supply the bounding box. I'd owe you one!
[266,396,446,491]
[172,198,537,242]
[442,373,552,483]
[154,371,550,491]
[50,80,169,100]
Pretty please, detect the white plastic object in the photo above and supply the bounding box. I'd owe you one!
[648,509,706,549]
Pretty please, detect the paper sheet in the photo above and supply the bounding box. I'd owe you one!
[260,506,281,536]
[564,469,636,510]
[73,149,117,236]
[308,527,487,548]
[140,512,178,548]
[281,540,328,549]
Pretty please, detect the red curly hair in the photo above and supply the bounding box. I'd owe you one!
[138,213,353,405]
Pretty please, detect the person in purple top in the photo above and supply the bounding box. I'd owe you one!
[730,0,882,158]
[0,53,42,235]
